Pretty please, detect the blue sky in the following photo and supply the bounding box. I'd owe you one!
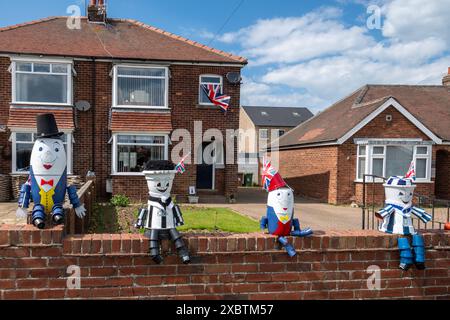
[1,0,449,113]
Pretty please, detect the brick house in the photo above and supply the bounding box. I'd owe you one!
[238,106,313,185]
[269,71,450,205]
[0,4,247,201]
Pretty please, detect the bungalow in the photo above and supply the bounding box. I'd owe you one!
[0,2,247,201]
[269,70,450,205]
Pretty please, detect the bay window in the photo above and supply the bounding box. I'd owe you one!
[112,134,169,174]
[356,142,432,182]
[113,65,168,108]
[11,132,73,174]
[13,61,72,105]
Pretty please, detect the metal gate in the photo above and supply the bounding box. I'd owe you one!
[361,174,449,231]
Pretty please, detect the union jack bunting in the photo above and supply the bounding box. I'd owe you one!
[405,161,416,181]
[175,153,191,174]
[201,84,231,112]
[262,158,278,191]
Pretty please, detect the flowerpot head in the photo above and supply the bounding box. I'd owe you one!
[267,186,294,225]
[143,161,177,199]
[31,114,66,177]
[383,176,416,207]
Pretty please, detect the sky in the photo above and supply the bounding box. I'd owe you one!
[1,0,449,113]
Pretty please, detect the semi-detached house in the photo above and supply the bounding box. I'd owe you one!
[0,4,247,201]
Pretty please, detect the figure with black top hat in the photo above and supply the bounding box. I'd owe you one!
[135,160,190,264]
[260,158,313,257]
[16,114,86,229]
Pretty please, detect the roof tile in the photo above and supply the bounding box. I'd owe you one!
[110,110,172,132]
[7,107,75,130]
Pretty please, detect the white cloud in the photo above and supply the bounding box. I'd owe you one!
[382,0,450,44]
[221,2,450,110]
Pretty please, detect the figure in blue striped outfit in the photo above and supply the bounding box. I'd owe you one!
[376,175,432,270]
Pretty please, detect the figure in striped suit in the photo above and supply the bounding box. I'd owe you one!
[135,161,190,265]
[376,176,432,270]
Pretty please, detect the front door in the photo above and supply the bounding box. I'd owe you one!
[196,142,214,190]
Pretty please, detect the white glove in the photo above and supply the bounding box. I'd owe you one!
[74,204,86,219]
[16,207,28,219]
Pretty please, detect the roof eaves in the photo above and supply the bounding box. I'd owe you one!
[268,139,339,152]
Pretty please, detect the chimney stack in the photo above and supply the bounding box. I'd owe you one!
[443,67,450,86]
[88,0,107,23]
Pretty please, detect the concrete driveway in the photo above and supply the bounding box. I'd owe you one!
[193,188,363,231]
[0,202,27,225]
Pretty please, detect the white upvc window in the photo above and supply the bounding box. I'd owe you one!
[12,60,72,105]
[112,133,169,175]
[10,131,73,174]
[199,74,223,105]
[356,143,432,182]
[113,65,169,109]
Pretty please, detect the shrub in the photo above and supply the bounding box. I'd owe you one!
[110,194,130,207]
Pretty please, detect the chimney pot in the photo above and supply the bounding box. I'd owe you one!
[90,0,96,6]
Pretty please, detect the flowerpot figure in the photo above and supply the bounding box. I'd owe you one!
[16,114,86,229]
[135,161,190,265]
[376,176,432,270]
[260,159,313,257]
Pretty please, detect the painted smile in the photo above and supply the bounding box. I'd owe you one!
[43,164,53,170]
[157,188,168,193]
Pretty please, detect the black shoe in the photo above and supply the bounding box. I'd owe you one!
[152,255,164,265]
[33,219,45,229]
[415,263,426,270]
[53,215,64,225]
[181,255,191,264]
[399,263,411,271]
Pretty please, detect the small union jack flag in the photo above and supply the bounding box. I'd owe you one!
[201,84,231,113]
[175,153,191,174]
[405,161,416,181]
[262,157,278,191]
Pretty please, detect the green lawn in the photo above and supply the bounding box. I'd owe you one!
[88,204,261,234]
[178,207,260,233]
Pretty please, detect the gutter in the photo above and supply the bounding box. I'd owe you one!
[266,139,339,152]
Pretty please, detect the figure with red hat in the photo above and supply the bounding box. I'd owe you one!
[260,158,313,257]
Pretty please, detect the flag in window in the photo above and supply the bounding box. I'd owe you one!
[201,84,231,113]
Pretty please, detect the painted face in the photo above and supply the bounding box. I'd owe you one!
[30,138,66,176]
[267,187,294,224]
[385,185,416,207]
[145,172,175,199]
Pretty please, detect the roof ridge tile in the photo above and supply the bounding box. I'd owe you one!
[0,16,61,33]
[125,19,247,64]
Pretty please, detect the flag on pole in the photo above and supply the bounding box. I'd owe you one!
[262,157,278,191]
[201,84,231,113]
[405,161,416,181]
[175,153,191,174]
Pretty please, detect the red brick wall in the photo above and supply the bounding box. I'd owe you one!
[0,225,448,300]
[0,57,12,175]
[276,146,338,203]
[435,146,450,200]
[0,57,242,201]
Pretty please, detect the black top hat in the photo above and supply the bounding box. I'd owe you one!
[36,113,64,139]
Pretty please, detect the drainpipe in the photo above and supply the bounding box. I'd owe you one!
[91,58,96,173]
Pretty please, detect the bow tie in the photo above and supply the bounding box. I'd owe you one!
[41,179,54,187]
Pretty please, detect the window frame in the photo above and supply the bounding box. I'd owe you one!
[112,64,169,109]
[111,132,169,176]
[355,143,432,183]
[10,130,73,175]
[259,129,268,140]
[11,58,73,106]
[199,74,223,106]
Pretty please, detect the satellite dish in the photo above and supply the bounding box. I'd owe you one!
[226,72,242,85]
[75,100,91,112]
